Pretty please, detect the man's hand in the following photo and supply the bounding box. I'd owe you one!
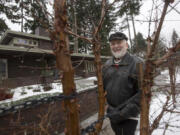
[107,105,125,123]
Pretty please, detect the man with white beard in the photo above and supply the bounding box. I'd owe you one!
[102,32,142,135]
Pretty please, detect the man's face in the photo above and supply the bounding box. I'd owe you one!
[110,39,128,59]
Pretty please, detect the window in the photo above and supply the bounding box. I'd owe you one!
[85,60,95,73]
[0,59,8,80]
[24,40,28,44]
[17,38,26,44]
[29,40,32,44]
[33,41,37,45]
[14,38,38,47]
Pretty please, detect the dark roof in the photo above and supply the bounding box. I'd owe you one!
[0,44,53,54]
[0,30,51,45]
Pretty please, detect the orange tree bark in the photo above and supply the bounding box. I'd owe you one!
[52,1,106,134]
[91,41,106,135]
[90,0,106,133]
[140,60,153,135]
[53,0,80,135]
[140,1,172,135]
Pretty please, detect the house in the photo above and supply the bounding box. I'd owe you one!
[0,29,109,88]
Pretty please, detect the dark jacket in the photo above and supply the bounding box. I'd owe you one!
[102,53,142,122]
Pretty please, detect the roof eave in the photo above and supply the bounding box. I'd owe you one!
[0,30,52,44]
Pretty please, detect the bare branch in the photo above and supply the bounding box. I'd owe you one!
[67,21,93,35]
[166,1,180,15]
[150,96,170,134]
[148,0,155,36]
[108,0,120,9]
[64,28,92,43]
[35,0,54,20]
[153,40,180,65]
[93,0,106,37]
[166,109,180,114]
[148,0,170,58]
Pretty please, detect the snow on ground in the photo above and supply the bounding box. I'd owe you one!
[0,77,97,105]
[150,93,180,135]
[160,68,180,84]
[149,69,180,135]
[86,77,97,80]
[81,69,180,135]
[131,92,180,135]
[135,68,180,135]
[1,68,180,134]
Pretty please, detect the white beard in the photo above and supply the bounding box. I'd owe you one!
[111,46,127,59]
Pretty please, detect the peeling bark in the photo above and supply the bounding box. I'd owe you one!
[140,1,173,135]
[140,61,153,135]
[53,0,80,135]
[92,41,106,135]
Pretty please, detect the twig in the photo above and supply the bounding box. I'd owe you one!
[150,95,170,134]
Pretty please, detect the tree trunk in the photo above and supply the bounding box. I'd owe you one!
[140,1,171,135]
[140,61,153,135]
[21,0,24,32]
[131,14,137,46]
[168,58,176,104]
[146,38,151,59]
[73,1,78,53]
[126,14,132,51]
[53,0,80,135]
[92,41,106,135]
